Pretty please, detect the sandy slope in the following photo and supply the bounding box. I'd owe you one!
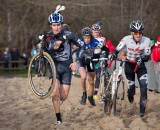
[0,76,160,130]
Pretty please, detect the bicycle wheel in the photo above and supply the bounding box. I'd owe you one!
[113,76,126,117]
[103,75,112,115]
[28,52,56,99]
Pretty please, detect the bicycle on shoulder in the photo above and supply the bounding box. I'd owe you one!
[28,33,56,99]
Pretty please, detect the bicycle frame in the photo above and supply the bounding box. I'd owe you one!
[92,57,109,99]
[111,63,123,98]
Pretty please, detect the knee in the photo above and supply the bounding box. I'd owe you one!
[139,74,148,87]
[127,80,135,89]
[60,96,67,101]
[81,76,87,82]
[52,91,59,101]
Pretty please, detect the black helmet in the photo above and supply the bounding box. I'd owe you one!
[130,20,144,32]
[81,27,92,36]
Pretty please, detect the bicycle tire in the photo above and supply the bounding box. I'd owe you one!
[113,76,126,117]
[104,76,112,115]
[28,52,56,99]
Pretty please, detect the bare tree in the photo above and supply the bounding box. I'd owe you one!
[0,0,160,54]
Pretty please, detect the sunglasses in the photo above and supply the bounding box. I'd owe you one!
[134,32,143,35]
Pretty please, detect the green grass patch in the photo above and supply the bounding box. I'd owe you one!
[0,69,28,77]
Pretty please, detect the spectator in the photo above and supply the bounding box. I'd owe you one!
[151,36,160,62]
[21,51,28,67]
[150,38,155,48]
[11,47,20,68]
[31,45,40,57]
[2,47,11,69]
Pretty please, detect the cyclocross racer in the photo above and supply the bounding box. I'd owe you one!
[78,27,109,106]
[91,23,111,99]
[109,20,151,117]
[45,11,84,124]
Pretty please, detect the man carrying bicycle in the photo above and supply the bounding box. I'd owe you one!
[109,20,151,117]
[44,11,84,124]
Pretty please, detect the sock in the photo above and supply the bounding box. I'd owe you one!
[56,113,62,122]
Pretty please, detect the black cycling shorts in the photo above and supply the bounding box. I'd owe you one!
[54,61,72,85]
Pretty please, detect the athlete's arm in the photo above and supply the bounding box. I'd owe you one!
[115,38,126,53]
[108,37,126,60]
[141,39,151,62]
[68,32,84,48]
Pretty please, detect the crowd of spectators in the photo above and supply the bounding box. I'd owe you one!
[0,47,28,69]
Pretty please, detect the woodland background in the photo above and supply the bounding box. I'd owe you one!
[0,0,160,54]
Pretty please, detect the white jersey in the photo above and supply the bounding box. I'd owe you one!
[95,36,106,45]
[116,35,151,61]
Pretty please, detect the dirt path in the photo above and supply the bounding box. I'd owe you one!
[0,76,160,130]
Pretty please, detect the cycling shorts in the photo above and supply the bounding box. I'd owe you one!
[54,61,72,85]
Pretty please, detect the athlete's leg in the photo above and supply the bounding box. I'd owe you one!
[52,79,62,123]
[87,72,96,106]
[51,61,72,123]
[125,62,136,103]
[137,63,148,116]
[79,67,87,105]
[59,85,70,101]
[52,79,60,113]
[52,83,70,123]
[79,67,87,92]
[94,67,101,95]
[88,72,95,95]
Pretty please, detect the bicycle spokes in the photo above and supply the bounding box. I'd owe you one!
[28,52,56,99]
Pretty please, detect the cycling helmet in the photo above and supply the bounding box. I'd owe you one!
[48,13,63,24]
[81,27,92,36]
[129,20,144,32]
[91,24,101,31]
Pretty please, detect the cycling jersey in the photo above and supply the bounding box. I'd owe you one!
[78,38,99,72]
[116,35,151,61]
[105,40,115,53]
[95,36,106,44]
[45,29,84,85]
[48,30,84,62]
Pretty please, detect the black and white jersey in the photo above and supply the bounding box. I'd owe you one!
[48,30,84,62]
[116,35,151,61]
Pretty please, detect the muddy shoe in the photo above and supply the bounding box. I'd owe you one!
[140,113,144,117]
[80,93,87,105]
[88,96,96,106]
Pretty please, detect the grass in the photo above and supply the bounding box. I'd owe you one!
[0,69,28,78]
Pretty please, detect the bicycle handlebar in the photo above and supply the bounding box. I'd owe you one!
[92,57,108,61]
[107,58,141,72]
